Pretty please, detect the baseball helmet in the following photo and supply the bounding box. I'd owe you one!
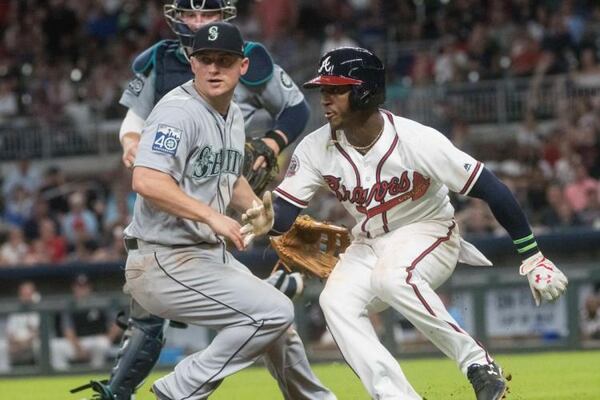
[304,47,386,110]
[164,0,237,52]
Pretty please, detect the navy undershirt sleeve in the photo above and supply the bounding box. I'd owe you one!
[273,99,310,144]
[269,195,302,235]
[468,167,539,258]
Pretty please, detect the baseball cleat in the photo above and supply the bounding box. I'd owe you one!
[266,270,304,300]
[467,362,507,400]
[69,379,115,400]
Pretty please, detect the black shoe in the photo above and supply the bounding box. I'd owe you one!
[151,384,172,400]
[69,380,115,400]
[467,362,507,400]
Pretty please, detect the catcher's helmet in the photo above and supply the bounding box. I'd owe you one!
[303,47,385,110]
[164,0,237,52]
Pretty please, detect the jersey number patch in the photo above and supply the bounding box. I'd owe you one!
[152,124,182,156]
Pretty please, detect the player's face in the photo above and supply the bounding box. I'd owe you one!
[320,85,352,129]
[180,10,222,32]
[191,50,249,99]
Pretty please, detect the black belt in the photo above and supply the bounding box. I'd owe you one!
[124,237,139,251]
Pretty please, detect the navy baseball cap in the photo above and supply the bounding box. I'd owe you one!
[190,22,244,57]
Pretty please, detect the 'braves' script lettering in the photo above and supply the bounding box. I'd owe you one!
[323,172,430,217]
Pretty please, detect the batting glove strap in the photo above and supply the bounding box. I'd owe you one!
[519,252,568,306]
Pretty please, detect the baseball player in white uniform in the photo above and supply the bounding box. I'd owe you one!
[241,47,568,400]
[123,23,334,400]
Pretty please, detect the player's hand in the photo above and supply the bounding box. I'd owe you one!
[121,133,141,169]
[206,213,245,251]
[240,191,274,247]
[519,252,568,306]
[253,138,280,170]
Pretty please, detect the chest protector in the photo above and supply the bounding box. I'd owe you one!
[154,41,193,102]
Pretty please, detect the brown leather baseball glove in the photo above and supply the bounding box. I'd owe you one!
[270,215,351,279]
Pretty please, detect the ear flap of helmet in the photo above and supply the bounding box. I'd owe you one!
[348,64,386,110]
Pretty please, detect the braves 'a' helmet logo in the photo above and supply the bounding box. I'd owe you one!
[319,56,333,74]
[208,26,219,41]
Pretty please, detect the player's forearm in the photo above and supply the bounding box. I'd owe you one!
[132,167,217,224]
[270,99,310,146]
[230,177,260,213]
[119,109,144,142]
[468,167,539,259]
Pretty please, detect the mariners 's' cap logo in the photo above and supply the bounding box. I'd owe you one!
[319,56,333,74]
[208,26,219,41]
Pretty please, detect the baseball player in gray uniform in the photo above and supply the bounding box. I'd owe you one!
[71,2,322,399]
[123,22,334,400]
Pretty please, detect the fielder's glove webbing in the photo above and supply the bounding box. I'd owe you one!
[270,215,351,279]
[243,138,279,195]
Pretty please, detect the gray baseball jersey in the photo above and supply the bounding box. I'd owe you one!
[120,65,304,136]
[124,80,245,246]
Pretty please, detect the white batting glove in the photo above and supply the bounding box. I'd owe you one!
[519,252,568,306]
[240,191,274,247]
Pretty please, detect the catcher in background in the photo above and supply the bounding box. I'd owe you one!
[74,1,317,399]
[241,47,568,400]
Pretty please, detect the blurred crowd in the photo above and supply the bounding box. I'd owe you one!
[0,159,131,267]
[1,1,600,126]
[0,0,598,266]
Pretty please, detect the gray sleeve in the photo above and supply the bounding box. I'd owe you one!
[134,103,199,182]
[119,70,157,120]
[258,65,305,118]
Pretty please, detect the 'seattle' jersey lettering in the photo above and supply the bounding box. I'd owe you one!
[190,146,243,179]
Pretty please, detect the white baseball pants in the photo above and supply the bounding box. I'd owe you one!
[320,219,492,400]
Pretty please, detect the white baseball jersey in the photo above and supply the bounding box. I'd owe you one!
[275,109,483,238]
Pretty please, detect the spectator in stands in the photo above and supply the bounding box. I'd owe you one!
[538,182,582,229]
[0,225,28,266]
[40,217,67,262]
[3,184,35,227]
[90,223,126,262]
[581,286,600,340]
[61,191,99,247]
[321,23,358,56]
[434,35,467,84]
[456,198,500,235]
[39,166,70,215]
[22,239,51,266]
[23,197,58,241]
[0,77,18,122]
[5,281,41,366]
[564,160,599,212]
[50,274,120,371]
[573,47,600,87]
[2,160,42,197]
[509,27,541,77]
[577,187,600,229]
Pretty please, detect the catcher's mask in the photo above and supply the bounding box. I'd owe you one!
[303,47,386,110]
[164,0,237,54]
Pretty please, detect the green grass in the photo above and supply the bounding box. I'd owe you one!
[1,351,599,399]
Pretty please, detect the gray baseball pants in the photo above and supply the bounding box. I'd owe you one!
[125,241,335,400]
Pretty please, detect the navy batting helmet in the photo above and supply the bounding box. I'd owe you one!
[304,47,386,110]
[164,0,237,52]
